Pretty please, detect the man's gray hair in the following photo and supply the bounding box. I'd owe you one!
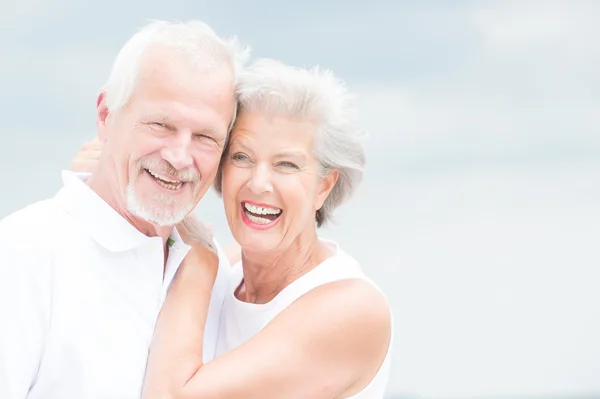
[103,20,249,119]
[214,59,366,227]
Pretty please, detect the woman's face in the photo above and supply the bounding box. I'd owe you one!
[221,111,337,255]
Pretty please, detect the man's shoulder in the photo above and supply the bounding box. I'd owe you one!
[0,197,69,247]
[0,200,66,295]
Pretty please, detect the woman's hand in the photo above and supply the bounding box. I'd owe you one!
[71,137,103,173]
[172,215,219,308]
[176,215,219,284]
[177,214,218,270]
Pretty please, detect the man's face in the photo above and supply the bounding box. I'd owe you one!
[98,49,236,226]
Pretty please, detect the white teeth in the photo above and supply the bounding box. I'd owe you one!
[147,170,183,190]
[148,170,182,184]
[246,213,272,225]
[244,203,281,215]
[155,179,183,191]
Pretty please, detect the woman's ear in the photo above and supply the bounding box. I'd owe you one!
[314,170,339,211]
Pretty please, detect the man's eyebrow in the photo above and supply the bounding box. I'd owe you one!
[142,115,173,124]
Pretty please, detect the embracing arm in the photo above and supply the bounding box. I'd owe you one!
[142,225,218,398]
[142,265,391,399]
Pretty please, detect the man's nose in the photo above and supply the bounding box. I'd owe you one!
[161,134,194,171]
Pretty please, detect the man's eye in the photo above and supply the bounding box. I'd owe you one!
[152,122,167,128]
[278,161,299,169]
[194,134,216,143]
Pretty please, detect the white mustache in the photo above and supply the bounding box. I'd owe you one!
[137,157,200,182]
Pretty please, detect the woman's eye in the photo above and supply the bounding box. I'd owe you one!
[231,152,250,162]
[152,122,167,128]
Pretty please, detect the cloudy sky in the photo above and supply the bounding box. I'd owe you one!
[1,1,599,398]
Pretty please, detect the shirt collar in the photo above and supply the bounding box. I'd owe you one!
[166,221,191,253]
[54,170,188,253]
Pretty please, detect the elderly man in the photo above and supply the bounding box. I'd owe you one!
[0,20,245,398]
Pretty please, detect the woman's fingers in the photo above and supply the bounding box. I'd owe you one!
[71,137,103,173]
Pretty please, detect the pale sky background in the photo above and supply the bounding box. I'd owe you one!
[1,1,599,398]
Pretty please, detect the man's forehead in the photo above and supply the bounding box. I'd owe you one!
[138,46,234,83]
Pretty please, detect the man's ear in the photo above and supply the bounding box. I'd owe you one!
[96,92,110,143]
[314,170,339,212]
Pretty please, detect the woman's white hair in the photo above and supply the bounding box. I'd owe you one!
[104,20,249,116]
[214,59,366,227]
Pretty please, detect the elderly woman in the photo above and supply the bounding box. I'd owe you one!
[73,59,392,398]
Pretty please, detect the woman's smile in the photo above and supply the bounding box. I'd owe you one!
[240,200,283,230]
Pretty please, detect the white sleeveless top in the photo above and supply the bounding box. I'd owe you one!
[215,239,393,398]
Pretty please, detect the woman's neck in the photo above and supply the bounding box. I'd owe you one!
[237,230,331,304]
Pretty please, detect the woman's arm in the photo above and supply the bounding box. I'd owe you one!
[142,266,391,399]
[141,220,219,398]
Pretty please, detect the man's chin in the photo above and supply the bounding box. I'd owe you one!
[125,183,197,229]
[144,216,176,227]
[129,203,192,227]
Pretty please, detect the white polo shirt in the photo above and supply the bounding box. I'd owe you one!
[0,171,231,399]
